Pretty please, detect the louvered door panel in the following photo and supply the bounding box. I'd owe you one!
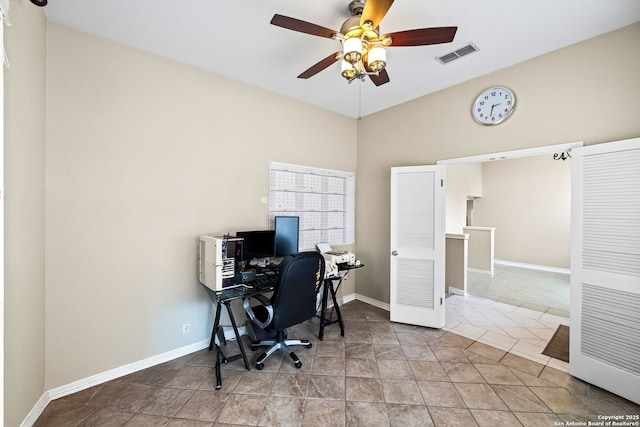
[582,149,640,276]
[396,172,435,250]
[571,137,640,405]
[581,284,640,375]
[396,259,435,309]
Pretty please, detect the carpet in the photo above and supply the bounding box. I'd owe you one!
[542,324,569,362]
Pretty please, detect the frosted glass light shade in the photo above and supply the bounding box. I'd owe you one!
[368,47,386,71]
[341,60,356,81]
[343,37,363,64]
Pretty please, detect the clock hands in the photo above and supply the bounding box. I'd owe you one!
[489,103,501,116]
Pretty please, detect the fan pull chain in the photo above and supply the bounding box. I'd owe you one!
[357,80,362,120]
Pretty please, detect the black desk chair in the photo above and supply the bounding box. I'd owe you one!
[243,251,325,370]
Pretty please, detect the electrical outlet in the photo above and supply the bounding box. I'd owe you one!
[182,323,190,334]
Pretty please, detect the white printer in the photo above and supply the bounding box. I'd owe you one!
[317,243,356,278]
[324,250,355,265]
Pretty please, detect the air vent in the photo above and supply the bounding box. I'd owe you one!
[436,43,479,64]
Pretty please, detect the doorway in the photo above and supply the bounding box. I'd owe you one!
[437,141,581,317]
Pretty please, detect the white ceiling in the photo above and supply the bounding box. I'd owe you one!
[43,0,640,118]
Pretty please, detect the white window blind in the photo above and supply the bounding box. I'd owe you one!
[269,162,355,251]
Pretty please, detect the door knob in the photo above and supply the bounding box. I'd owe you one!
[391,250,398,256]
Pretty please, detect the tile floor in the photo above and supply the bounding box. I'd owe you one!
[34,300,639,426]
[467,264,570,318]
[444,293,570,372]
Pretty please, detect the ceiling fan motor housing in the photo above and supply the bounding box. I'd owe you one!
[340,16,380,41]
[348,0,365,17]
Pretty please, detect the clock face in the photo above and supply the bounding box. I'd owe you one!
[472,86,516,125]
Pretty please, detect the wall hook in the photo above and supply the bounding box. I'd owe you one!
[553,151,572,161]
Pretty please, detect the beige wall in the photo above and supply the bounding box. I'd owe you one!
[355,23,640,303]
[445,163,482,234]
[445,234,468,294]
[473,155,571,268]
[4,2,47,426]
[6,16,640,425]
[464,226,495,273]
[44,24,356,389]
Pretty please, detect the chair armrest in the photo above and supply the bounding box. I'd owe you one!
[243,294,273,329]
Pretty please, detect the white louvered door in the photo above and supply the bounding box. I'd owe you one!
[390,166,446,328]
[570,137,640,404]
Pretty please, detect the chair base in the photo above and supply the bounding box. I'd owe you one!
[251,338,313,370]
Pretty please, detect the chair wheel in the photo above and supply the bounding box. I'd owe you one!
[294,360,302,369]
[305,343,313,349]
[256,362,264,370]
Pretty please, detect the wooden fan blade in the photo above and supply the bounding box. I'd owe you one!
[360,0,394,29]
[271,14,337,39]
[369,69,390,86]
[385,27,457,47]
[297,52,341,79]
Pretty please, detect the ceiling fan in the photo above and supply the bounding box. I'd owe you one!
[270,0,458,86]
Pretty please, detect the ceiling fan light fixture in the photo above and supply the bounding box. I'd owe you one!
[341,60,357,82]
[367,46,386,71]
[342,37,363,64]
[270,1,459,87]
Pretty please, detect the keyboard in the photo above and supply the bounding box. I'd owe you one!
[253,273,277,290]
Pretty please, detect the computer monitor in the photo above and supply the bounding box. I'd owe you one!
[235,230,276,261]
[274,216,299,257]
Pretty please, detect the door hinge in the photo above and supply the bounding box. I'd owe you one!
[441,179,444,187]
[440,297,443,305]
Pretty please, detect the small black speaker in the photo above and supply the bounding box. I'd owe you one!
[234,271,255,283]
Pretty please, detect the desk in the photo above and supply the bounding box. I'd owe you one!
[203,283,273,389]
[318,263,363,341]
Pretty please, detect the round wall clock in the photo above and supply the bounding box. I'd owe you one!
[472,86,516,125]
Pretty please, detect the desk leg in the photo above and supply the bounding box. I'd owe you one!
[224,301,251,370]
[212,301,223,389]
[209,330,215,351]
[209,300,223,351]
[328,280,345,337]
[215,347,223,390]
[318,279,330,341]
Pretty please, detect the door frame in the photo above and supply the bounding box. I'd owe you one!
[436,141,582,308]
[436,141,583,166]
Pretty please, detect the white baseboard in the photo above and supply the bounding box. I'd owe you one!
[322,287,359,309]
[468,267,494,276]
[494,259,570,275]
[22,295,393,426]
[342,292,356,304]
[353,293,390,311]
[21,339,210,427]
[20,392,50,427]
[449,287,466,296]
[48,338,210,400]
